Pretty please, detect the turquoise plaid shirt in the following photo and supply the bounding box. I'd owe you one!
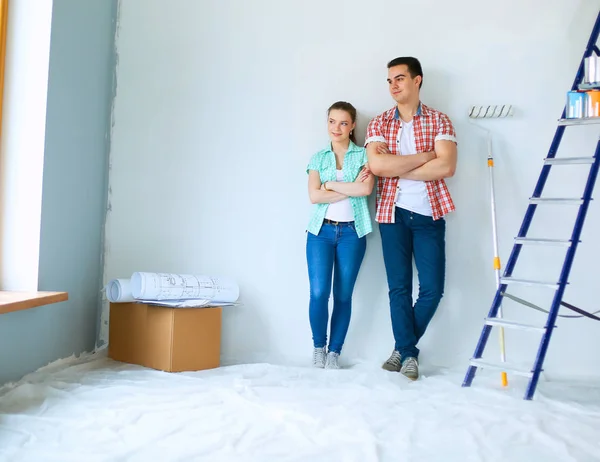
[306,141,373,238]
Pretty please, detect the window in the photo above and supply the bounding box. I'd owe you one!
[0,1,68,313]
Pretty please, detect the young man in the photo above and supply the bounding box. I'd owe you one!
[365,57,457,380]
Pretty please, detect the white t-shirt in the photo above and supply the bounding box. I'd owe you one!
[395,119,433,216]
[325,170,354,222]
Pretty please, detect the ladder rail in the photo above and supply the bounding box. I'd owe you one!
[462,119,566,388]
[462,286,506,386]
[525,140,600,399]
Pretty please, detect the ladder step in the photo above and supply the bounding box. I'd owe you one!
[500,277,559,289]
[543,156,595,165]
[469,359,534,378]
[514,237,572,247]
[578,82,600,90]
[484,317,547,333]
[529,197,584,205]
[558,117,600,126]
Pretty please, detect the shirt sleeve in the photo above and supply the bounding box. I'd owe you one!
[364,116,386,146]
[435,113,457,143]
[306,152,320,174]
[360,148,368,167]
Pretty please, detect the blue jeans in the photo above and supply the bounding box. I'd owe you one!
[306,222,366,354]
[379,207,445,360]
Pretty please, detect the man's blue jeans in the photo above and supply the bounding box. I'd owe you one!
[306,222,366,354]
[379,207,445,360]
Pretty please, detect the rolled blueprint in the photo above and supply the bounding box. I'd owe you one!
[106,278,136,303]
[130,272,240,303]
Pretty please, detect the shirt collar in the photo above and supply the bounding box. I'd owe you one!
[325,140,360,154]
[393,102,425,120]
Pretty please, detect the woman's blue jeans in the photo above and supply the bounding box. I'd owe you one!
[306,222,366,354]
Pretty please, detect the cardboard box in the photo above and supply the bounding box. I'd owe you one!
[108,302,221,372]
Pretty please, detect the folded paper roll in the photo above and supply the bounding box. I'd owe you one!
[106,278,135,303]
[130,272,239,303]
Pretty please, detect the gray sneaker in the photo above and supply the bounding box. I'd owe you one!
[382,350,402,372]
[313,347,326,368]
[400,357,419,380]
[325,351,340,369]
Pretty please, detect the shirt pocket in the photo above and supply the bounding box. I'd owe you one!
[344,155,363,182]
[319,164,336,182]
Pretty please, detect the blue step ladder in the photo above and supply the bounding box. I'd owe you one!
[462,10,600,400]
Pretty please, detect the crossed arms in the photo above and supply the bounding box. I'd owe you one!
[366,140,457,181]
[308,167,374,204]
[307,139,453,205]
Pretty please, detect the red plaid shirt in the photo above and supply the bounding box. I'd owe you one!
[365,103,456,223]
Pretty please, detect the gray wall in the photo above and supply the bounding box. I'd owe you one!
[0,0,117,384]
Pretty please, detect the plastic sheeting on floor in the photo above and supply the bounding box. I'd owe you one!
[0,351,599,461]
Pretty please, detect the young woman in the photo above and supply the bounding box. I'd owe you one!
[305,101,374,369]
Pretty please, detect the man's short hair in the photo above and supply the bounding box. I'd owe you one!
[387,57,423,89]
